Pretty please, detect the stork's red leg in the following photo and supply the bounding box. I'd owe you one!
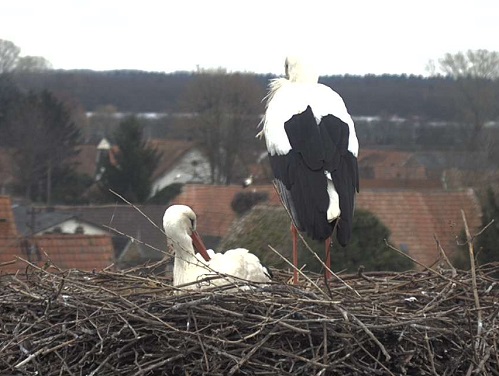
[291,224,299,284]
[325,237,332,280]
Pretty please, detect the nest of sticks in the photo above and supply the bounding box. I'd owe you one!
[1,258,498,376]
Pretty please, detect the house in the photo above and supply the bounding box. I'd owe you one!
[0,234,115,274]
[0,196,115,274]
[0,196,18,237]
[358,148,442,189]
[356,189,482,267]
[171,184,279,248]
[358,148,427,180]
[148,139,211,196]
[12,203,169,269]
[73,138,212,198]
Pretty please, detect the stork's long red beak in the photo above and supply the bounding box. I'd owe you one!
[191,230,211,261]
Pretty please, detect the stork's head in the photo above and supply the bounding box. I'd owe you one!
[162,204,210,261]
[163,205,197,237]
[285,55,319,83]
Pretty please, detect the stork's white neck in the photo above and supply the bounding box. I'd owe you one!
[285,56,319,84]
[172,233,199,287]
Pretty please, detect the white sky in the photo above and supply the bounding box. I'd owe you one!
[1,0,497,76]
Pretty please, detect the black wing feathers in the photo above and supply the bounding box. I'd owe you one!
[284,106,324,171]
[320,115,359,246]
[270,106,331,241]
[269,106,359,245]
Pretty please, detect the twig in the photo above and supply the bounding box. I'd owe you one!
[434,234,457,277]
[384,240,466,286]
[424,329,438,376]
[228,324,277,375]
[346,309,391,362]
[461,209,484,367]
[109,189,165,234]
[295,230,361,298]
[267,245,327,298]
[2,255,498,375]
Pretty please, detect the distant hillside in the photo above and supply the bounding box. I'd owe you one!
[12,70,496,120]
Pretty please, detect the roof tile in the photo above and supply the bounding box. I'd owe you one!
[174,185,482,268]
[0,196,18,237]
[171,184,279,238]
[0,234,115,274]
[355,189,482,267]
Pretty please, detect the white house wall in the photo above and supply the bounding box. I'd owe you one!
[151,149,211,196]
[42,218,107,235]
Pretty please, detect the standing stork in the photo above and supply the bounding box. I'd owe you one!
[259,56,359,284]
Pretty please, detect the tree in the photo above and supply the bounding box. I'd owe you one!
[3,90,81,203]
[220,207,414,274]
[99,116,161,203]
[0,39,52,73]
[181,69,264,184]
[433,50,499,151]
[0,74,23,143]
[231,191,269,215]
[15,56,52,72]
[0,39,20,73]
[331,210,413,273]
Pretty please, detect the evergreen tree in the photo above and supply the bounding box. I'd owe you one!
[99,116,161,203]
[331,210,414,272]
[220,207,414,273]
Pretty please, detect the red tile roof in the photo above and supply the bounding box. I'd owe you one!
[359,148,415,167]
[45,204,167,261]
[0,234,115,274]
[173,185,482,269]
[360,178,442,190]
[171,184,279,238]
[1,196,115,274]
[356,189,482,267]
[358,148,428,180]
[0,196,17,237]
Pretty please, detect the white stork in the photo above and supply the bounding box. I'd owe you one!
[163,205,271,290]
[259,56,359,283]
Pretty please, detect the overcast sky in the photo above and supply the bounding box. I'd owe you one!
[1,0,497,76]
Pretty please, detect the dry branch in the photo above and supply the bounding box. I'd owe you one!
[1,260,498,375]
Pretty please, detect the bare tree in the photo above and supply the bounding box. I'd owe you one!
[15,56,53,72]
[0,39,51,73]
[182,69,264,184]
[434,50,499,150]
[438,50,499,79]
[0,39,20,73]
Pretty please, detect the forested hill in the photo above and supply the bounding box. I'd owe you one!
[13,70,466,120]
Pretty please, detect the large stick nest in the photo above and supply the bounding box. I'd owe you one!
[1,260,498,375]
